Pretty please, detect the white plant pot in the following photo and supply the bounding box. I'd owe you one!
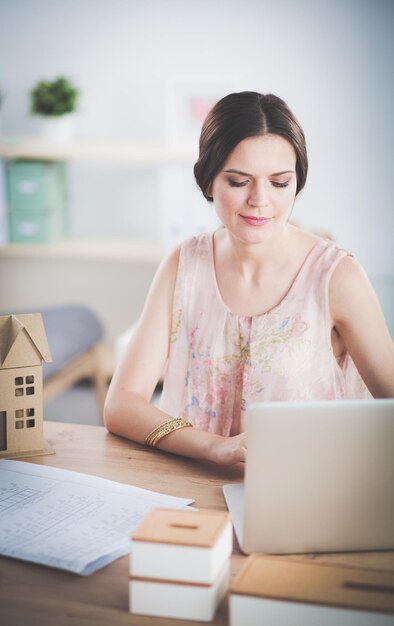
[39,115,75,145]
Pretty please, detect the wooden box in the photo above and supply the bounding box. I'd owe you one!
[129,560,230,621]
[230,555,394,626]
[130,507,232,584]
[129,507,232,620]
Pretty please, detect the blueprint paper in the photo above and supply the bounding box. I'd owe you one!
[0,460,194,575]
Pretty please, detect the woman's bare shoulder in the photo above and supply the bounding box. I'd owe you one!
[329,253,375,324]
[287,223,324,254]
[330,253,368,290]
[154,243,182,283]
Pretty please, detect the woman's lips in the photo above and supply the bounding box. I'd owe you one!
[240,215,272,226]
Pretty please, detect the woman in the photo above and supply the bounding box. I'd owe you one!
[104,92,394,465]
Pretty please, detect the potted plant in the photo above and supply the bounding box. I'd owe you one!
[30,76,79,143]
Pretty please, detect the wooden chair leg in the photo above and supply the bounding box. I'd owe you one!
[44,343,115,424]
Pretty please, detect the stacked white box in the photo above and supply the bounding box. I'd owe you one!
[129,507,232,621]
[230,555,394,626]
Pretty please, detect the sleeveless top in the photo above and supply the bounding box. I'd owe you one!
[159,232,371,436]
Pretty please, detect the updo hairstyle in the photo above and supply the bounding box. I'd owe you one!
[193,91,308,201]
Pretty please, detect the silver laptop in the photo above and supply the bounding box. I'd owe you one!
[223,399,394,554]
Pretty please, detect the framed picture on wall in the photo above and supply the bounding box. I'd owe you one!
[165,77,239,149]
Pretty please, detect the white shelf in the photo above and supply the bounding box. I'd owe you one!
[0,137,198,163]
[0,237,164,263]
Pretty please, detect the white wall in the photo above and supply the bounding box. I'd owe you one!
[0,0,393,328]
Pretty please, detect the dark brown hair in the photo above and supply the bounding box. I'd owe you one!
[194,91,308,200]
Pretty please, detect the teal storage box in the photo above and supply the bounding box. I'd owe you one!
[6,160,68,243]
[6,160,67,212]
[9,208,63,244]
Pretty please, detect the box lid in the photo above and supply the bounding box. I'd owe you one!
[132,508,231,548]
[231,555,394,614]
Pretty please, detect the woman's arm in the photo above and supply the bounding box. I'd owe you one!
[329,255,394,397]
[103,246,246,465]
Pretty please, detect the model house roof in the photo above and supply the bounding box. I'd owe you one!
[0,313,52,369]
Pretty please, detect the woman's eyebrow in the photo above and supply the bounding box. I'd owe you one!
[270,170,295,176]
[223,168,295,176]
[223,168,251,176]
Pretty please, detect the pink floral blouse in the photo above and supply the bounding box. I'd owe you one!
[159,232,371,436]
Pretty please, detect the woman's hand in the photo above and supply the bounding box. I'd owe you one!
[206,432,247,465]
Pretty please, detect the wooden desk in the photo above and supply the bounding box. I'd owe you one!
[0,422,393,626]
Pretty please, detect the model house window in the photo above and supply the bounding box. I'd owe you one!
[0,411,6,451]
[13,407,36,430]
[14,375,34,384]
[14,376,35,397]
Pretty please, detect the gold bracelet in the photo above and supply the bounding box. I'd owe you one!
[145,418,193,447]
[145,417,193,448]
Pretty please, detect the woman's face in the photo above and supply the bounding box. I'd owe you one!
[210,134,297,245]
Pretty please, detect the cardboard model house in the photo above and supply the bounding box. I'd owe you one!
[0,313,53,459]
